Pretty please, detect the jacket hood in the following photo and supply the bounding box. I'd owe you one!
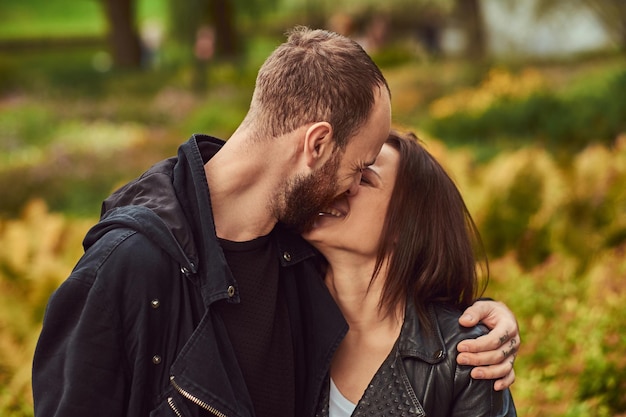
[99,154,196,259]
[83,205,193,270]
[85,135,227,277]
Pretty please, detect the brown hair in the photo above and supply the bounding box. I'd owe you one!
[374,131,488,331]
[242,26,390,148]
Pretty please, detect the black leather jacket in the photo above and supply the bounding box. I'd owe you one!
[316,303,516,417]
[33,135,348,417]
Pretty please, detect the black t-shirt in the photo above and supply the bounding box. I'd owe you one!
[214,234,295,417]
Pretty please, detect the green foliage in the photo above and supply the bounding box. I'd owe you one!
[0,56,19,94]
[0,114,163,216]
[579,358,626,414]
[370,42,420,67]
[0,104,56,150]
[426,67,626,152]
[0,0,165,40]
[1,21,625,415]
[433,138,626,416]
[2,139,625,416]
[0,0,105,39]
[480,162,546,263]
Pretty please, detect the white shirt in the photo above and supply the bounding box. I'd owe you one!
[329,378,357,417]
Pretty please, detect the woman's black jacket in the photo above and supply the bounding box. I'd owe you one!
[32,135,348,417]
[316,303,517,416]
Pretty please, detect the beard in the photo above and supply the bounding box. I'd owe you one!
[277,151,342,233]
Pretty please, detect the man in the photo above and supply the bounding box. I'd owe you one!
[33,27,518,417]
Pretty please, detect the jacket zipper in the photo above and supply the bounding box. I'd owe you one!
[170,376,228,417]
[167,397,183,417]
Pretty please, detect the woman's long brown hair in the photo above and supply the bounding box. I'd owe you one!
[372,130,489,332]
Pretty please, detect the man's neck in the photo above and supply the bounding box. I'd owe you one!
[203,133,295,242]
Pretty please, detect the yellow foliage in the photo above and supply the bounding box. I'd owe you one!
[429,68,546,119]
[433,140,626,415]
[0,199,93,417]
[1,139,626,416]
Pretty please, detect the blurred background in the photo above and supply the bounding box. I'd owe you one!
[0,0,625,416]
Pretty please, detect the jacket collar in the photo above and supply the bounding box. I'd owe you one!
[274,223,318,266]
[175,134,240,306]
[178,134,320,305]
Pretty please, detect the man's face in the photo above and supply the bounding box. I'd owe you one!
[279,150,342,232]
[279,88,391,231]
[331,88,392,199]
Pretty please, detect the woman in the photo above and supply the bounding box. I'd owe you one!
[303,130,516,416]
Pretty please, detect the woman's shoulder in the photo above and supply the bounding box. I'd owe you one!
[430,303,489,346]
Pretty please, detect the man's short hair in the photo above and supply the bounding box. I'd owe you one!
[244,26,390,149]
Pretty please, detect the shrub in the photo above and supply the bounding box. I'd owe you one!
[426,68,626,151]
[0,200,93,417]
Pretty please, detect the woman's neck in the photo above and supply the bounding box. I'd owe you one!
[325,258,404,404]
[324,258,403,336]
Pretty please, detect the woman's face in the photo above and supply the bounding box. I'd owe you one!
[302,143,399,258]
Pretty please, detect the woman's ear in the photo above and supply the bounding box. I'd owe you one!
[303,122,336,169]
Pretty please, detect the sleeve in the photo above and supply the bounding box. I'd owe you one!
[32,229,166,417]
[451,371,516,416]
[32,274,130,417]
[450,327,517,417]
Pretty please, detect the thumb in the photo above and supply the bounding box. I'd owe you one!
[459,300,492,327]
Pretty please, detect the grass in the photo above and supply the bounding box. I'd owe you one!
[0,0,166,40]
[0,2,105,39]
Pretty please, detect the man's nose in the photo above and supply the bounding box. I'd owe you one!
[345,174,361,196]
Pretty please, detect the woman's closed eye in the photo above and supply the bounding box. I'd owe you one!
[360,166,381,186]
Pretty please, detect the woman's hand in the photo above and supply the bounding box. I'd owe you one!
[457,300,520,391]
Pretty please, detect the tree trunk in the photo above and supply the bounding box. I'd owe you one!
[455,0,486,59]
[102,0,142,69]
[209,0,241,58]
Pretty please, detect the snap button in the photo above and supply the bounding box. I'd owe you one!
[282,252,291,262]
[434,350,444,359]
[227,285,236,297]
[152,355,162,364]
[150,299,160,309]
[180,266,189,275]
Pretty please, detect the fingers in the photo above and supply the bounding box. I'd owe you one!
[458,299,520,353]
[458,301,488,327]
[459,342,517,367]
[459,300,515,331]
[457,299,519,391]
[465,351,516,385]
[494,368,516,391]
[458,326,520,354]
[457,335,518,384]
[469,363,516,390]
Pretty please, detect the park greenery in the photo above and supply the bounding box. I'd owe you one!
[1,1,625,416]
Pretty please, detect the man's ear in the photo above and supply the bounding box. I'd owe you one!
[304,122,335,169]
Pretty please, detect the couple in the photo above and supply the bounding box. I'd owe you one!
[33,27,516,417]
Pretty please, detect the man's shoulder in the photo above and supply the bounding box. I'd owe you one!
[70,223,180,302]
